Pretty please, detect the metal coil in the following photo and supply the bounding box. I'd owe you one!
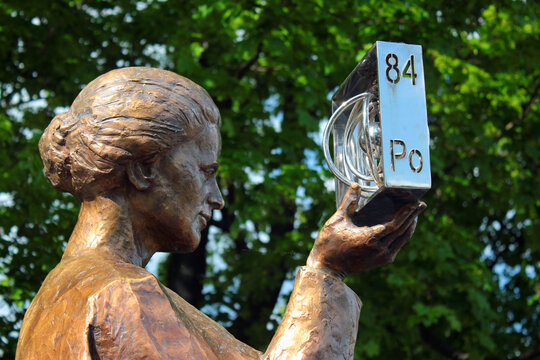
[322,93,383,198]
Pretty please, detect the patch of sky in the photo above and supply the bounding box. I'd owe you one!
[17,39,24,53]
[258,231,270,244]
[145,251,168,277]
[136,1,148,11]
[244,220,255,233]
[480,244,494,262]
[21,128,41,140]
[0,227,28,326]
[466,31,481,40]
[54,106,70,115]
[267,268,296,329]
[324,177,335,192]
[327,86,339,101]
[304,148,322,172]
[8,89,29,107]
[81,5,99,18]
[0,297,17,323]
[270,112,282,133]
[237,220,271,250]
[7,97,47,124]
[116,59,127,67]
[525,265,536,279]
[201,303,238,328]
[201,277,240,327]
[314,118,329,146]
[264,94,279,112]
[268,168,281,179]
[143,43,173,68]
[100,5,122,17]
[119,40,130,56]
[235,29,245,42]
[264,94,282,132]
[243,166,265,185]
[206,226,233,273]
[213,209,223,222]
[0,193,14,208]
[480,209,536,291]
[436,10,443,23]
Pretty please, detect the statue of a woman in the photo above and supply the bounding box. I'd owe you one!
[16,67,424,359]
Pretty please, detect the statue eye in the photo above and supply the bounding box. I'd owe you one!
[200,163,218,179]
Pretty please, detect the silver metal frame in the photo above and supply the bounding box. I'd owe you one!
[323,41,431,210]
[322,93,382,199]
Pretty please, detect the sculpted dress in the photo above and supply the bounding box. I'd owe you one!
[16,249,361,359]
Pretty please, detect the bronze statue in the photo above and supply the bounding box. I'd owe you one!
[16,67,425,359]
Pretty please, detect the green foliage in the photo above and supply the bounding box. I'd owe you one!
[0,0,538,358]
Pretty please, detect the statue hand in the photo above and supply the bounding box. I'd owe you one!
[307,183,426,279]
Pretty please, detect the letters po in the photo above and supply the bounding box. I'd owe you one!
[390,139,423,173]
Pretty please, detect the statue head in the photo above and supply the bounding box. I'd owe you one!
[39,67,224,252]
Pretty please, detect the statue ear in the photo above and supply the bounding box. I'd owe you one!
[127,161,155,190]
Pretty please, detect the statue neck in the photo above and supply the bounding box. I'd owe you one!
[63,192,156,267]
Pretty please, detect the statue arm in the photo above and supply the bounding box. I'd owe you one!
[263,184,424,359]
[264,266,361,360]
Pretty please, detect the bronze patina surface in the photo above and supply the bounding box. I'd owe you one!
[16,67,424,359]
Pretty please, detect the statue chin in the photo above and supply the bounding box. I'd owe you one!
[151,224,203,255]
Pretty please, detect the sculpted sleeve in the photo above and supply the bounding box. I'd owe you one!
[264,266,362,360]
[88,276,220,360]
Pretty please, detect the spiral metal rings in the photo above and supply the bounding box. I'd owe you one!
[322,93,383,198]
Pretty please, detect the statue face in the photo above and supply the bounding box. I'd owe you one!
[131,124,224,253]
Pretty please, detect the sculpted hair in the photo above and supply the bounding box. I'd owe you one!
[39,67,220,200]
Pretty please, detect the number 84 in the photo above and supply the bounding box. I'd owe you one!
[385,53,417,85]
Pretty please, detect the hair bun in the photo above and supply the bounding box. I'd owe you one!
[39,112,76,194]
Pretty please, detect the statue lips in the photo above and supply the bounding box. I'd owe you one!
[198,212,212,228]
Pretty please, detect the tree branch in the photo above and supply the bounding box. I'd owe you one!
[419,325,469,360]
[234,43,263,80]
[509,346,540,360]
[503,73,540,134]
[520,74,540,122]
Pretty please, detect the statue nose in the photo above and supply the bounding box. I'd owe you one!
[208,181,224,210]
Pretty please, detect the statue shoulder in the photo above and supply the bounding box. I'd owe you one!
[40,252,158,299]
[16,253,164,359]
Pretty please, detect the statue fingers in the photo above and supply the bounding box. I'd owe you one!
[380,201,425,236]
[380,201,424,251]
[336,183,361,218]
[387,219,418,256]
[345,224,386,247]
[360,201,424,248]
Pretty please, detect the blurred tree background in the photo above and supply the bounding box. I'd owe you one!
[0,0,539,358]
